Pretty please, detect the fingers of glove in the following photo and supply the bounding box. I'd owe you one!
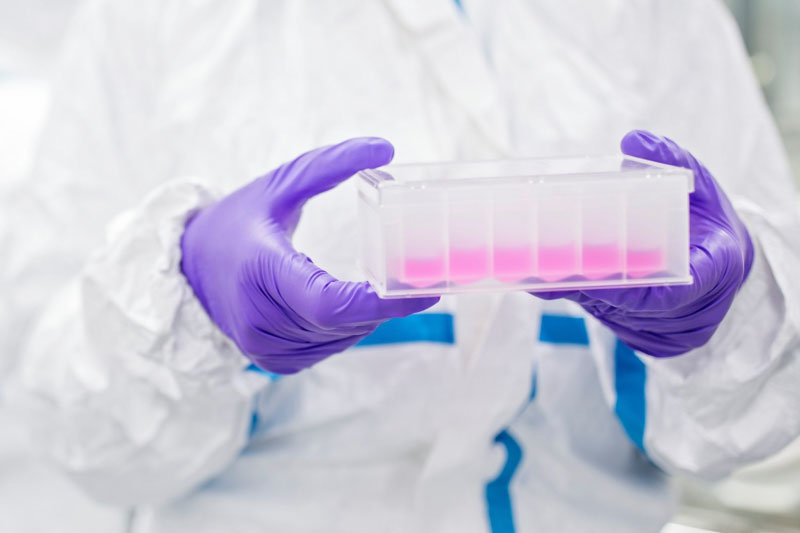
[235,321,334,359]
[613,327,714,357]
[574,208,749,317]
[620,130,717,204]
[239,287,376,343]
[590,295,731,335]
[572,242,717,312]
[277,249,439,330]
[529,290,582,301]
[264,137,394,218]
[249,334,375,375]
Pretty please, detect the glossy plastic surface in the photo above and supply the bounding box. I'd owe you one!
[357,156,694,298]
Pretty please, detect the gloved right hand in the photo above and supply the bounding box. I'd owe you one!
[534,131,754,357]
[180,138,439,374]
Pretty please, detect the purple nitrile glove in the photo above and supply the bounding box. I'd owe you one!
[180,138,439,374]
[536,130,754,357]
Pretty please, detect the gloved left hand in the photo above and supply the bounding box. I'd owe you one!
[180,138,439,374]
[536,130,754,357]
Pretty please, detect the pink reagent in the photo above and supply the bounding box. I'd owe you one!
[400,246,666,285]
[493,247,534,281]
[582,244,622,279]
[402,257,445,288]
[449,248,490,283]
[626,249,665,278]
[538,245,578,281]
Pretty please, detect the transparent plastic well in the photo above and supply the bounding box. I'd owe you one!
[357,156,694,298]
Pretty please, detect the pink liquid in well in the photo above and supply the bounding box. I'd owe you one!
[449,248,490,283]
[398,246,667,287]
[582,244,622,279]
[494,246,534,281]
[403,256,446,288]
[538,245,578,281]
[627,249,666,278]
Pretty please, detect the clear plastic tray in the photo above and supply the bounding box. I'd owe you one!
[357,156,694,298]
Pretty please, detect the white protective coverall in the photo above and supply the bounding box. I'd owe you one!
[0,4,125,530]
[4,0,800,532]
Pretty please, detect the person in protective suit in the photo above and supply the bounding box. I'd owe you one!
[3,1,800,532]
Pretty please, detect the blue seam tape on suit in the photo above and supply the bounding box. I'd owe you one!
[613,339,647,452]
[538,314,590,345]
[536,314,647,452]
[483,322,546,532]
[356,313,455,346]
[245,364,282,381]
[483,313,647,530]
[486,430,523,533]
[248,314,454,435]
[245,366,282,436]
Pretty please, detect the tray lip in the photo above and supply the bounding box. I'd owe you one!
[357,155,695,193]
[370,275,694,299]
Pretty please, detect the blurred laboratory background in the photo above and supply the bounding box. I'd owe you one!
[0,1,798,533]
[725,0,800,186]
[667,3,800,533]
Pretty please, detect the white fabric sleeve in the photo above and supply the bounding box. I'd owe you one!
[584,0,800,480]
[1,1,160,370]
[12,180,266,506]
[1,1,270,505]
[639,209,800,480]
